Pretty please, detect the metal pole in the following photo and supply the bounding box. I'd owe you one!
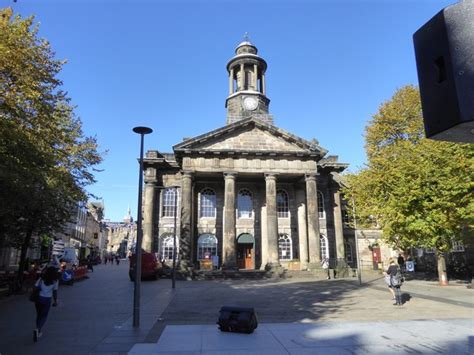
[172,187,178,289]
[352,198,362,286]
[132,126,152,328]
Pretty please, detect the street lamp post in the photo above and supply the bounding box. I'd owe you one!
[132,126,153,328]
[352,198,362,286]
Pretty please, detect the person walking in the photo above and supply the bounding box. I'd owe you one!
[384,258,403,306]
[321,257,330,279]
[397,253,405,272]
[86,255,94,272]
[115,255,120,265]
[33,266,59,342]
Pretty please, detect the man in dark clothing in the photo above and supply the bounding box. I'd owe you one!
[86,255,94,272]
[397,254,405,271]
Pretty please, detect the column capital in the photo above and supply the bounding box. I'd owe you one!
[264,173,278,180]
[181,170,194,179]
[223,172,237,179]
[304,173,319,182]
[144,167,157,183]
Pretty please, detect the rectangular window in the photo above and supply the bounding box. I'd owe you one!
[451,240,465,252]
[162,189,178,217]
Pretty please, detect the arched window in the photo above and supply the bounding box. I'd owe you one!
[320,234,329,259]
[317,191,325,219]
[238,189,253,218]
[197,234,218,260]
[162,188,178,217]
[278,234,292,260]
[277,190,289,218]
[200,188,216,218]
[159,234,178,261]
[345,242,353,263]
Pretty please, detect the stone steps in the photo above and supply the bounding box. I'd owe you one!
[193,270,274,280]
[280,270,317,279]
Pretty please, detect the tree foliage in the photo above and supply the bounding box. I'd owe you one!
[343,85,473,256]
[0,8,103,251]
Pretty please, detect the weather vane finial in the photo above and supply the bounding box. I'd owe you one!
[244,32,250,42]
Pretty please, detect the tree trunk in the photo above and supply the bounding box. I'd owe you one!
[436,251,449,286]
[16,228,33,291]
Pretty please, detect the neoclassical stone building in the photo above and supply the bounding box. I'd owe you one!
[141,40,354,273]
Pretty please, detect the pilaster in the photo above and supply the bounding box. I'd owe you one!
[305,174,321,264]
[142,169,156,252]
[179,171,193,274]
[223,172,237,268]
[296,187,308,269]
[333,189,345,262]
[265,173,279,266]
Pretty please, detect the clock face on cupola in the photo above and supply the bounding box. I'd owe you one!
[242,96,258,111]
[225,34,272,125]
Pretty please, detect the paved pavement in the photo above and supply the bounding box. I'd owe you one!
[0,260,472,355]
[129,319,473,354]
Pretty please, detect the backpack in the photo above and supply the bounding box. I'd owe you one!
[390,267,404,287]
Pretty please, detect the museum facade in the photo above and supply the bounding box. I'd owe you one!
[141,39,356,272]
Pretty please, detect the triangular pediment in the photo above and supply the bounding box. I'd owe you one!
[195,126,307,152]
[173,117,327,158]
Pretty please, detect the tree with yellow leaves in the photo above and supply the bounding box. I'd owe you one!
[344,85,473,285]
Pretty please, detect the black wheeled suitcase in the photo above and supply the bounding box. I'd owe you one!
[217,306,258,334]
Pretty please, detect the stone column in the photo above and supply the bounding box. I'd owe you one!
[142,179,156,252]
[265,174,279,266]
[296,187,308,269]
[240,63,244,90]
[223,173,237,268]
[179,171,193,273]
[229,68,234,95]
[333,189,345,263]
[306,174,321,264]
[253,64,258,90]
[261,73,266,95]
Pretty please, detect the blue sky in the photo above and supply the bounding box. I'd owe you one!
[7,0,454,221]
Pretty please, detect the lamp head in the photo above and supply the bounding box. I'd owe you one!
[133,126,153,135]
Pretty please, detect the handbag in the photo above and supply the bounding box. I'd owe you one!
[29,280,41,302]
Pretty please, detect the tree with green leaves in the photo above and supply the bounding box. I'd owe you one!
[343,85,473,285]
[0,8,103,286]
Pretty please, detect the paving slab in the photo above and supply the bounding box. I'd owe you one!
[128,319,473,354]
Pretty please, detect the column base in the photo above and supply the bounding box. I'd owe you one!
[221,263,239,271]
[177,260,194,280]
[264,262,284,274]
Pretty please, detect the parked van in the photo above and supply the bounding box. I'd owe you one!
[128,251,162,281]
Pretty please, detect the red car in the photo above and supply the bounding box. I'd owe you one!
[128,251,162,281]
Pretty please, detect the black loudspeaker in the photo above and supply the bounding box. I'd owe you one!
[413,1,474,143]
[217,306,258,334]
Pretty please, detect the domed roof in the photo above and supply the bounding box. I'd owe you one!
[235,33,258,55]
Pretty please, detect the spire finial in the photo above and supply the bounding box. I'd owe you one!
[243,32,250,42]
